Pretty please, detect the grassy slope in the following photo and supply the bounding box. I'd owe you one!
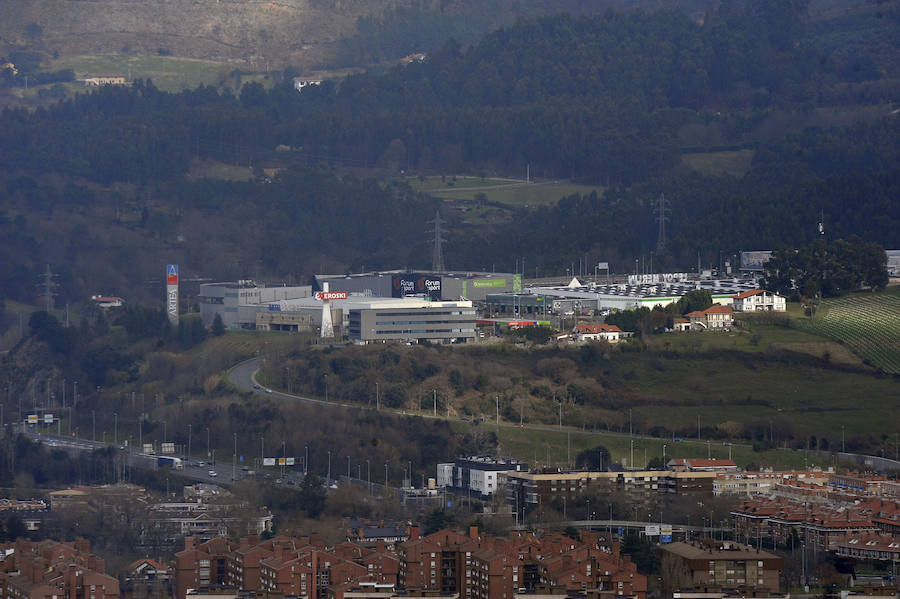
[794,287,900,374]
[408,176,603,208]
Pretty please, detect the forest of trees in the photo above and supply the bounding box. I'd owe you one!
[761,236,889,299]
[0,3,897,304]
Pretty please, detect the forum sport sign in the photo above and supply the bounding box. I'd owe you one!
[391,275,442,299]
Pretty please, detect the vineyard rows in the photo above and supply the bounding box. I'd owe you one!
[797,292,900,374]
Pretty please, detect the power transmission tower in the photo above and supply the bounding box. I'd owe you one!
[429,210,446,273]
[655,193,669,253]
[38,264,58,313]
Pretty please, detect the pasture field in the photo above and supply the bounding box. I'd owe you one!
[409,176,603,209]
[680,149,755,178]
[449,421,820,472]
[795,288,900,374]
[50,54,241,92]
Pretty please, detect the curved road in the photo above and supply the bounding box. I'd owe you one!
[227,359,900,474]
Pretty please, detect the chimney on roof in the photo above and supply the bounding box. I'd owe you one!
[469,526,479,540]
[409,526,419,541]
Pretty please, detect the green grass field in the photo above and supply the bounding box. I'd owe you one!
[50,54,245,92]
[408,176,603,209]
[681,149,755,178]
[448,421,821,472]
[794,288,900,374]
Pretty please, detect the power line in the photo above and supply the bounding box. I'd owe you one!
[655,193,669,253]
[429,210,446,273]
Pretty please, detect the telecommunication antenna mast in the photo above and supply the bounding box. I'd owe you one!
[655,193,669,253]
[429,210,446,273]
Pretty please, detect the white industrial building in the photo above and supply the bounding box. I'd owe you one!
[524,276,759,313]
[198,281,312,329]
[262,294,476,344]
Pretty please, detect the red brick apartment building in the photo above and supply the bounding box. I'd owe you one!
[0,539,119,599]
[731,497,899,550]
[175,535,399,599]
[398,527,645,599]
[658,540,782,596]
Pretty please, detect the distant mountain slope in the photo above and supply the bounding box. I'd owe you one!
[0,0,719,69]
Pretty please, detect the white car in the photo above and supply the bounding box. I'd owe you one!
[208,470,217,477]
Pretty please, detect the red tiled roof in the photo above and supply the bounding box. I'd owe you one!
[733,289,766,299]
[575,323,621,334]
[704,305,734,315]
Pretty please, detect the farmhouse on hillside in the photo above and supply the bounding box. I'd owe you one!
[686,305,734,330]
[732,289,786,312]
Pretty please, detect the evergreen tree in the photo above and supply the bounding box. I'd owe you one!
[211,313,225,336]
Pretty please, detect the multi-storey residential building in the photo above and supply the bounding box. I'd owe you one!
[504,469,719,516]
[0,539,120,599]
[397,528,646,599]
[175,534,399,599]
[730,497,898,550]
[658,540,782,596]
[437,457,528,497]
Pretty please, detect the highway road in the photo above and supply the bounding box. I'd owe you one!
[227,358,900,474]
[29,431,252,485]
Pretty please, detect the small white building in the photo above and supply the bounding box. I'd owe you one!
[293,77,322,92]
[672,317,691,332]
[91,295,124,308]
[732,289,786,312]
[573,323,622,343]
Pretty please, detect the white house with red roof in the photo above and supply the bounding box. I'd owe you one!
[574,323,622,343]
[732,289,786,312]
[685,305,733,329]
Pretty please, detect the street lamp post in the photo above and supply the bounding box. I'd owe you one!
[114,413,117,445]
[233,433,237,481]
[366,459,371,494]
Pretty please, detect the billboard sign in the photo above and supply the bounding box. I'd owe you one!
[597,262,609,270]
[315,291,349,301]
[627,273,690,285]
[143,443,154,453]
[161,442,176,454]
[27,414,38,424]
[263,457,276,467]
[44,414,54,424]
[472,278,507,288]
[740,251,773,271]
[166,264,179,325]
[392,275,441,299]
[645,525,661,537]
[661,525,673,543]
